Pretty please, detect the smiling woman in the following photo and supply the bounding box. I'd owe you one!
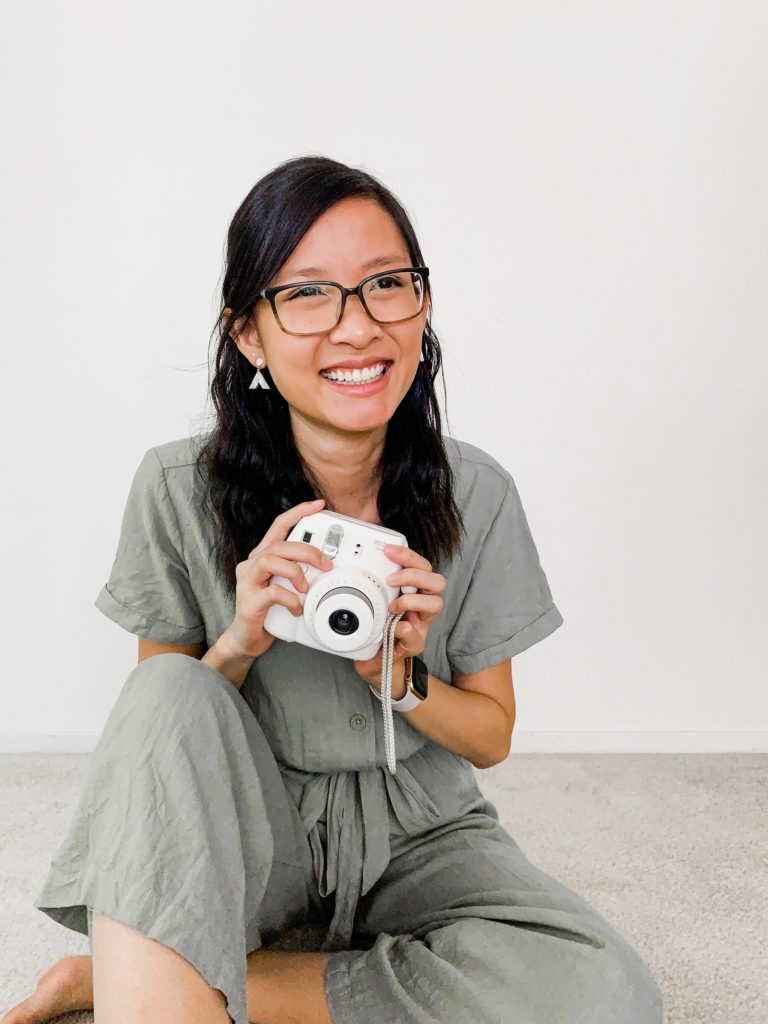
[215,181,459,577]
[24,155,663,1024]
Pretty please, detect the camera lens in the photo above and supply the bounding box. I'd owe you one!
[328,608,359,636]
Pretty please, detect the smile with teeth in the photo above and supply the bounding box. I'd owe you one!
[319,361,391,384]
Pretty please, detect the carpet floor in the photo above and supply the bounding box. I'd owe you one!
[1,752,765,1023]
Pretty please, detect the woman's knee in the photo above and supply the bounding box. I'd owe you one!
[526,924,664,1024]
[426,918,663,1024]
[112,652,243,732]
[127,651,235,701]
[599,932,664,1023]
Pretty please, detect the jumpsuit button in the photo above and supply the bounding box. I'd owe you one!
[349,713,367,730]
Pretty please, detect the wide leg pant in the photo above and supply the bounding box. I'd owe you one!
[33,653,664,1024]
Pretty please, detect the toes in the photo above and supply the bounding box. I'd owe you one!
[1,994,44,1024]
[1,956,91,1024]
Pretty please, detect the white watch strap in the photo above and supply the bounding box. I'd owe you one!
[369,681,423,712]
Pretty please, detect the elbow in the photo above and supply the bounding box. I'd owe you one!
[498,733,513,764]
[471,748,509,770]
[488,713,514,766]
[472,726,513,770]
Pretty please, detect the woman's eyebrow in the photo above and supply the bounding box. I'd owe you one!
[280,254,410,280]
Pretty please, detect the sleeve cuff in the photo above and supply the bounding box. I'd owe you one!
[447,602,564,675]
[94,584,207,646]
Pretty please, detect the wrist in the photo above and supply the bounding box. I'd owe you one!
[369,659,407,700]
[202,628,257,688]
[218,622,266,661]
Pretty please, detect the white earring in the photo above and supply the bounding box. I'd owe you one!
[419,345,425,363]
[249,356,270,390]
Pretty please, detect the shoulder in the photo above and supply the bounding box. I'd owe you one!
[150,433,208,471]
[135,434,211,511]
[443,435,514,507]
[443,435,512,481]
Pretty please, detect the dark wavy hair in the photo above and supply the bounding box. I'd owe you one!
[194,154,466,595]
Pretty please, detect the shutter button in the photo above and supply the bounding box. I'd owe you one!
[349,713,367,730]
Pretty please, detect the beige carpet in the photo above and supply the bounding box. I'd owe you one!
[1,752,766,1023]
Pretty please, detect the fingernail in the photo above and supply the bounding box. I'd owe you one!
[386,573,398,583]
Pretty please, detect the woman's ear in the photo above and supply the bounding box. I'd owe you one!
[224,308,264,367]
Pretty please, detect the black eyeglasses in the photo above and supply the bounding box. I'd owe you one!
[257,266,430,336]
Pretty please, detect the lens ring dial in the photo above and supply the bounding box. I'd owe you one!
[304,567,389,654]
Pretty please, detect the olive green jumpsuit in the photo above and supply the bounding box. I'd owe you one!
[33,435,664,1024]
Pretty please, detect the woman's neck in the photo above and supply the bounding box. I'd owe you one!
[291,414,386,525]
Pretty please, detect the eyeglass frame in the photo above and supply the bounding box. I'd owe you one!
[256,265,430,336]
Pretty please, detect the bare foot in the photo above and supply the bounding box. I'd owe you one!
[1,955,93,1024]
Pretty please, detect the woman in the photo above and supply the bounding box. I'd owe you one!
[5,155,663,1024]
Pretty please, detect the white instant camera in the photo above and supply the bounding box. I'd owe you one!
[263,509,417,660]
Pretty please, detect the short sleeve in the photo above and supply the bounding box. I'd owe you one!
[93,447,206,645]
[446,472,564,675]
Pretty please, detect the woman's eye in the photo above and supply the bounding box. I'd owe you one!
[286,285,325,301]
[371,275,402,291]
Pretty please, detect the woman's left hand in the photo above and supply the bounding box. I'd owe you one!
[353,543,446,689]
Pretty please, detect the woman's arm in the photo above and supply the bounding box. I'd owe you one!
[137,639,516,766]
[137,631,255,692]
[396,660,516,769]
[138,637,205,663]
[200,629,256,689]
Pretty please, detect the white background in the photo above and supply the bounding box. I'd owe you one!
[1,1,765,750]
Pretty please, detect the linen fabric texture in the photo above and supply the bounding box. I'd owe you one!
[33,435,663,1024]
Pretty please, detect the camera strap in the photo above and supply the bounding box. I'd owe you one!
[380,610,406,774]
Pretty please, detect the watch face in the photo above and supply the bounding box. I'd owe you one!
[411,656,429,699]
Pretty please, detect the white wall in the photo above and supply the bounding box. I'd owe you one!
[1,1,765,750]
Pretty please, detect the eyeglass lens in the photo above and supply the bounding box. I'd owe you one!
[274,270,425,334]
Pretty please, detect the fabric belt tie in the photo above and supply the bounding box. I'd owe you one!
[280,758,442,951]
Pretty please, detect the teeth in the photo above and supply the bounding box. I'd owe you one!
[321,361,388,384]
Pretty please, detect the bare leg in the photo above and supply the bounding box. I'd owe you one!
[91,912,231,1023]
[246,948,334,1024]
[0,937,334,1024]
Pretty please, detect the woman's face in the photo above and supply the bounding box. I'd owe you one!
[233,197,430,436]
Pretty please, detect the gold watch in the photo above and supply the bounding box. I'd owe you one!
[369,655,429,712]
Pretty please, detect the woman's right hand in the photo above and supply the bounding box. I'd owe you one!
[223,498,334,660]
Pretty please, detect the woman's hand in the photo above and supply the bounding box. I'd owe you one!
[354,543,446,690]
[223,498,334,660]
